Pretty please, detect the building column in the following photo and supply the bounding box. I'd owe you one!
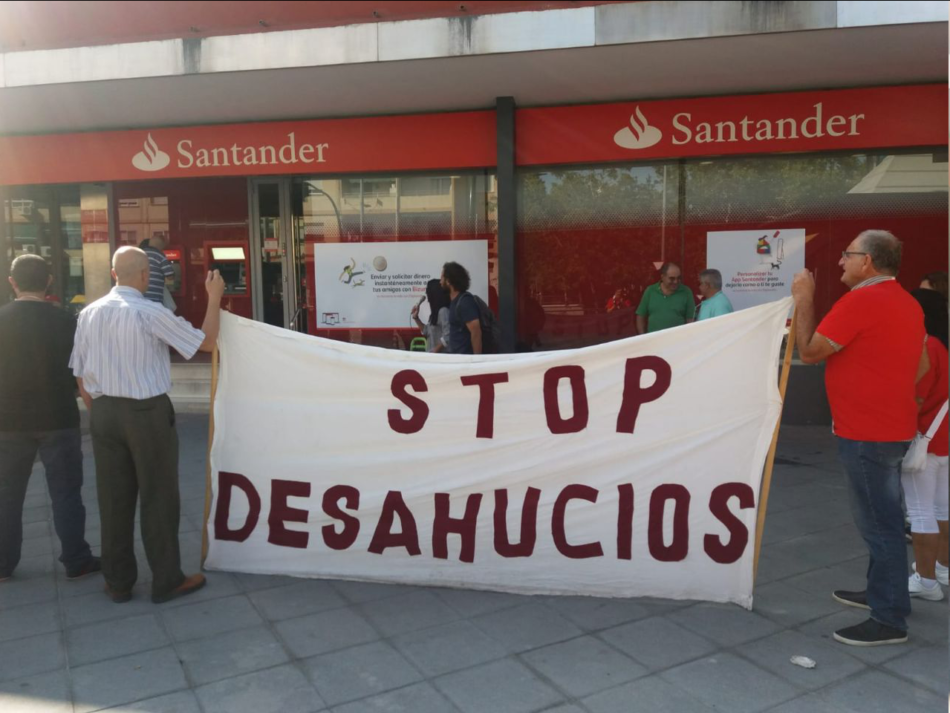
[496,96,517,353]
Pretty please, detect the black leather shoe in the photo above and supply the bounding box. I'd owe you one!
[832,589,870,610]
[834,618,907,647]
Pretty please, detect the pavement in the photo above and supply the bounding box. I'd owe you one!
[0,414,947,713]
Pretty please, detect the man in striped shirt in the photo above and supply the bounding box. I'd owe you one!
[70,247,224,604]
[141,234,175,305]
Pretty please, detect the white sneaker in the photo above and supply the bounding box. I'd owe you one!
[912,561,949,586]
[909,572,945,601]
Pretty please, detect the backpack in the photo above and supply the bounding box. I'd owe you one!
[461,292,501,354]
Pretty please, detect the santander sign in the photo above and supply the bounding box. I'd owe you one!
[131,132,329,172]
[614,102,865,151]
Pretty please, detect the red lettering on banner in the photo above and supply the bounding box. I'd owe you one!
[648,484,690,562]
[552,485,604,559]
[368,490,422,556]
[322,485,361,551]
[460,373,510,439]
[388,370,429,434]
[432,493,483,563]
[268,480,311,549]
[617,484,635,560]
[493,488,541,557]
[616,356,672,434]
[704,482,755,564]
[544,366,589,434]
[214,471,261,542]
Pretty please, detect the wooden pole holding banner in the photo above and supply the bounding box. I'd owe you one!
[200,345,220,569]
[753,308,797,583]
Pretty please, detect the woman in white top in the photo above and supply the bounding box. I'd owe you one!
[411,279,451,353]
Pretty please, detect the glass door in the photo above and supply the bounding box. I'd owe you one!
[249,178,296,329]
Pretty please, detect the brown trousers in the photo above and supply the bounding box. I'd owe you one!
[90,394,185,598]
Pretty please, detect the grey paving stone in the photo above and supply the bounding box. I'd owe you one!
[472,603,583,654]
[391,620,508,677]
[537,705,586,713]
[782,559,868,597]
[764,694,852,713]
[435,659,564,713]
[62,590,157,628]
[0,668,72,713]
[542,595,653,632]
[0,632,63,683]
[59,569,108,598]
[67,614,169,666]
[176,625,290,686]
[195,663,324,713]
[19,536,53,559]
[329,579,413,604]
[583,676,718,713]
[232,571,302,593]
[433,587,527,617]
[520,635,647,698]
[161,594,263,642]
[882,645,950,696]
[21,506,50,525]
[101,690,203,712]
[71,647,188,713]
[21,521,49,540]
[275,607,380,658]
[667,602,780,647]
[752,580,843,627]
[659,653,799,713]
[358,589,460,637]
[0,601,60,643]
[10,554,55,579]
[302,641,423,707]
[817,669,945,713]
[796,612,921,664]
[737,630,866,690]
[0,575,57,609]
[250,580,347,621]
[331,682,457,713]
[598,616,716,671]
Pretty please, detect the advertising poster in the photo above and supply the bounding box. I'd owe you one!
[706,229,805,312]
[313,240,489,329]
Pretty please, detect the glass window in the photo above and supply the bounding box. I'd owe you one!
[292,172,497,348]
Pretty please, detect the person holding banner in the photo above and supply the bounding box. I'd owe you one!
[70,247,225,605]
[411,279,451,353]
[635,262,695,334]
[902,288,949,601]
[792,230,925,647]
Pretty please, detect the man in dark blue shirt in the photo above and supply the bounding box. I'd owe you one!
[442,261,483,355]
[141,234,175,305]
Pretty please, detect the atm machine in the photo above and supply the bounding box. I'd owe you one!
[162,246,186,305]
[204,242,252,319]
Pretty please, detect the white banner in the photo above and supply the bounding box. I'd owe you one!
[707,229,805,312]
[312,240,488,329]
[206,298,791,608]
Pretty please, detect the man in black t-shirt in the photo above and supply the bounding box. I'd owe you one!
[441,261,483,355]
[0,255,98,582]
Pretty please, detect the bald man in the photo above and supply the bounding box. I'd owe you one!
[70,247,225,604]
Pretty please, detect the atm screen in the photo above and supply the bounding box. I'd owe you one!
[212,262,247,295]
[167,263,182,294]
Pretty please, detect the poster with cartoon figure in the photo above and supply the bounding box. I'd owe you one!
[706,229,805,312]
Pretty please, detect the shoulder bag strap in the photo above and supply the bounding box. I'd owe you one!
[924,400,950,440]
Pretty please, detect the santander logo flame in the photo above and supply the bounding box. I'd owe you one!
[613,107,663,150]
[131,134,171,172]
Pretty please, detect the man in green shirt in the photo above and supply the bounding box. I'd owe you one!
[636,262,695,334]
[696,269,735,321]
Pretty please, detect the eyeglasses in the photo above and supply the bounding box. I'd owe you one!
[841,251,868,259]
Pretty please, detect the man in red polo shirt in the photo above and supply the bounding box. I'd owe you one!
[792,230,925,647]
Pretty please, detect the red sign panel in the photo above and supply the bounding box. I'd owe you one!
[0,111,497,186]
[516,84,948,166]
[0,85,944,186]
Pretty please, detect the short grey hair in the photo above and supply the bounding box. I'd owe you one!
[699,269,722,290]
[857,230,902,275]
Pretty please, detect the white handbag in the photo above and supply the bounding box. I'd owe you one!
[903,400,949,472]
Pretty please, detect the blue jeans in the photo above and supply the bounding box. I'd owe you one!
[836,437,911,631]
[0,428,92,577]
